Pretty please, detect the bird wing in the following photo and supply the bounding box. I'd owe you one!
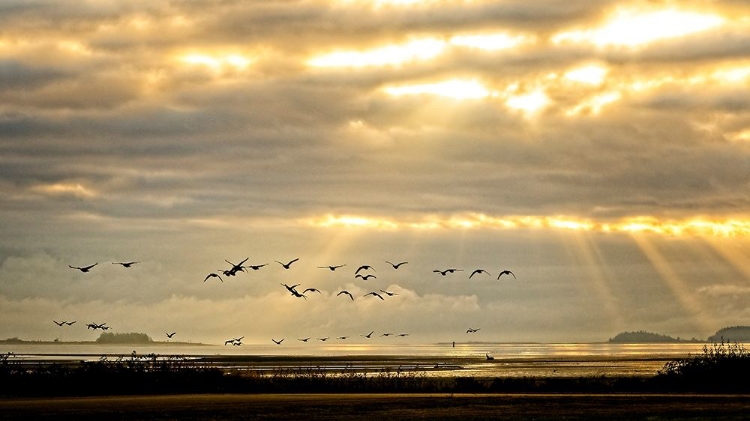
[83,263,97,270]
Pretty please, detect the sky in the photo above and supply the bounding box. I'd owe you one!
[1,0,749,345]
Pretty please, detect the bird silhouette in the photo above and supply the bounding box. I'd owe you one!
[246,263,268,271]
[218,269,236,277]
[302,288,322,294]
[318,264,346,271]
[64,321,76,326]
[166,332,177,339]
[379,289,398,296]
[355,274,377,281]
[100,325,110,331]
[225,258,249,274]
[355,265,375,274]
[53,320,65,326]
[397,333,409,337]
[225,336,244,346]
[337,336,349,340]
[337,290,354,301]
[272,338,284,345]
[275,258,299,269]
[362,331,374,338]
[497,270,516,280]
[385,261,408,269]
[281,283,301,294]
[298,337,311,342]
[317,337,329,342]
[204,273,223,282]
[470,269,491,279]
[364,291,385,300]
[380,333,393,337]
[112,261,139,268]
[69,263,98,273]
[466,328,480,333]
[281,283,307,299]
[433,268,463,276]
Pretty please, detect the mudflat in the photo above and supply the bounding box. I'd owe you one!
[2,393,750,421]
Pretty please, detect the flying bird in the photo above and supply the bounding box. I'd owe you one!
[356,274,377,281]
[364,291,385,300]
[218,269,236,277]
[337,290,354,301]
[225,336,244,346]
[302,288,322,294]
[225,258,249,274]
[380,333,393,337]
[469,269,491,279]
[280,283,301,294]
[272,338,284,345]
[318,264,346,271]
[379,289,398,296]
[397,333,409,337]
[53,320,65,326]
[298,337,311,342]
[64,321,76,326]
[385,261,408,269]
[280,284,307,299]
[433,268,463,276]
[203,273,223,282]
[69,263,98,273]
[112,261,139,268]
[497,270,516,280]
[166,332,177,339]
[337,336,349,340]
[275,258,299,269]
[466,328,480,333]
[355,265,375,274]
[362,331,374,338]
[317,337,329,342]
[246,263,268,271]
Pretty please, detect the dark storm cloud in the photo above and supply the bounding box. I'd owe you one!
[0,60,66,91]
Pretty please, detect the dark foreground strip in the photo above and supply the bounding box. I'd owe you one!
[2,393,750,421]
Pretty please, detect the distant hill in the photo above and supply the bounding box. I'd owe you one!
[96,332,153,344]
[707,326,750,343]
[608,331,701,343]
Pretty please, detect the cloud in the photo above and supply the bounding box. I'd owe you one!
[1,0,749,343]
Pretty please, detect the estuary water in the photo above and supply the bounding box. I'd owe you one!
[0,342,718,378]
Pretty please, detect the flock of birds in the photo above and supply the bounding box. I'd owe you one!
[62,257,518,346]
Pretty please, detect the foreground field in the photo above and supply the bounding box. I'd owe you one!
[2,393,750,421]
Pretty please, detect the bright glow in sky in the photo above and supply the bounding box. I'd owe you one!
[553,9,726,47]
[505,90,549,114]
[449,32,532,51]
[384,79,493,99]
[308,38,446,67]
[180,53,253,70]
[306,214,750,238]
[564,64,609,85]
